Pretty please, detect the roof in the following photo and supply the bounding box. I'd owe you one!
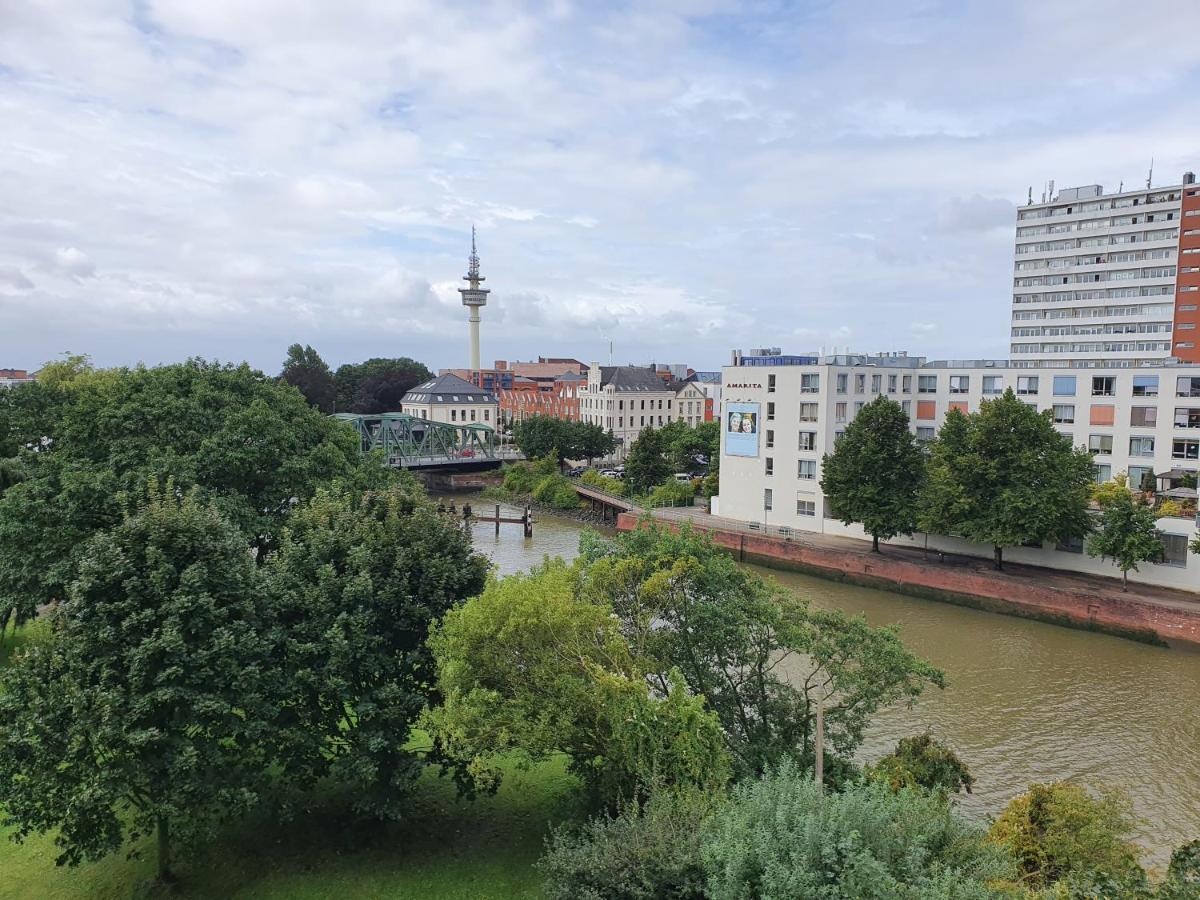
[599,366,673,392]
[555,372,586,382]
[511,361,583,379]
[402,373,497,404]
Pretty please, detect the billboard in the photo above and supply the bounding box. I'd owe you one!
[725,401,760,458]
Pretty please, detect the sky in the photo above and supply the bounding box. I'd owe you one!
[3,0,1200,375]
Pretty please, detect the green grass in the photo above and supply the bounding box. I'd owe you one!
[0,625,584,900]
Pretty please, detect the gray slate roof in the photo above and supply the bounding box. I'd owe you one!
[402,373,497,404]
[599,366,672,392]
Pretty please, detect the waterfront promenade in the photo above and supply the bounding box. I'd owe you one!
[623,506,1200,648]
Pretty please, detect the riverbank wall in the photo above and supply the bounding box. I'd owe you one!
[616,513,1200,649]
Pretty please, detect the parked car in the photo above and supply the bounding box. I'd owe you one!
[600,469,621,479]
[615,464,626,475]
[567,466,587,477]
[673,473,693,483]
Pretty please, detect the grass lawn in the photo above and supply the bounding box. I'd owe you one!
[0,625,583,900]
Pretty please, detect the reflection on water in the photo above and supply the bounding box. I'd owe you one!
[458,498,1200,866]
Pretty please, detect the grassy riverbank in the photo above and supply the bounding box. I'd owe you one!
[0,633,581,900]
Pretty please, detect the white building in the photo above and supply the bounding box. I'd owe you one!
[400,373,498,427]
[717,352,1200,591]
[1010,172,1200,368]
[579,364,711,453]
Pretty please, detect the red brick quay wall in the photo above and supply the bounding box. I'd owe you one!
[616,513,1200,649]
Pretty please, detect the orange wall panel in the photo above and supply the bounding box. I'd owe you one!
[948,401,968,414]
[916,400,936,420]
[1090,404,1115,426]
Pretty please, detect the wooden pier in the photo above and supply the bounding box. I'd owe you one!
[440,502,534,537]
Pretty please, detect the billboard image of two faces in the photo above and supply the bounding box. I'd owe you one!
[725,402,760,457]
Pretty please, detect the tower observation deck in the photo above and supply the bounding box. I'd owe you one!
[458,227,490,370]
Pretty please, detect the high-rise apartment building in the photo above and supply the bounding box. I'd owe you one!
[1010,172,1200,368]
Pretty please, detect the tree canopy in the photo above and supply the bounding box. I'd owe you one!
[919,389,1095,569]
[510,415,615,464]
[0,484,275,881]
[624,426,671,494]
[658,419,719,474]
[280,343,336,413]
[821,396,926,552]
[1087,488,1162,589]
[333,357,431,414]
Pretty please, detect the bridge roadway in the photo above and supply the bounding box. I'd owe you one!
[572,482,639,522]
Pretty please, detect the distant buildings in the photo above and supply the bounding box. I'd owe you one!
[399,373,498,427]
[1010,172,1200,368]
[0,369,34,389]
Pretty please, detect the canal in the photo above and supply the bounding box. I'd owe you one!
[464,502,1200,866]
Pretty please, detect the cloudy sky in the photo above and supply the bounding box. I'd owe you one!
[3,1,1200,375]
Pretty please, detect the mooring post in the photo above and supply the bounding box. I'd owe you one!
[495,503,500,536]
[524,505,533,538]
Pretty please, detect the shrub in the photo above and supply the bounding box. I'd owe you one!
[581,469,626,496]
[986,782,1143,890]
[1156,499,1185,519]
[867,732,975,796]
[648,480,694,507]
[539,788,714,900]
[701,761,1010,900]
[502,462,538,494]
[533,474,583,510]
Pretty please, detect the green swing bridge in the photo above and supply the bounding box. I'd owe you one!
[332,412,523,470]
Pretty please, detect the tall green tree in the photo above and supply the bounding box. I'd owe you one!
[264,484,488,818]
[0,485,275,881]
[624,426,671,494]
[918,389,1095,570]
[0,360,371,623]
[333,357,431,413]
[576,526,944,778]
[1087,490,1162,590]
[659,419,719,474]
[511,415,571,462]
[821,395,926,552]
[280,343,335,413]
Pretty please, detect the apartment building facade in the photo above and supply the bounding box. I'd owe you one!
[717,354,1200,591]
[580,364,704,452]
[1009,173,1200,368]
[399,373,499,427]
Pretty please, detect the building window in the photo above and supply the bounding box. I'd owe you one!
[1176,408,1200,429]
[888,374,897,393]
[800,374,819,393]
[916,400,936,420]
[1172,439,1200,460]
[767,374,776,393]
[854,401,865,415]
[798,431,816,451]
[799,403,819,422]
[1133,376,1159,397]
[1092,376,1116,397]
[798,459,816,479]
[1131,406,1158,427]
[451,409,457,421]
[1090,405,1115,426]
[1053,404,1075,424]
[855,373,866,393]
[1159,532,1187,566]
[796,497,816,516]
[765,457,774,476]
[766,429,774,449]
[916,426,935,442]
[1017,376,1039,395]
[871,374,882,393]
[1053,375,1076,396]
[902,375,912,393]
[1088,434,1113,456]
[949,375,969,394]
[982,375,1003,395]
[1128,465,1153,491]
[1178,377,1200,398]
[836,373,848,393]
[901,400,911,414]
[1056,534,1084,554]
[918,375,937,393]
[767,402,775,421]
[835,402,847,423]
[1129,436,1155,457]
[484,409,490,421]
[1093,463,1111,483]
[764,488,773,512]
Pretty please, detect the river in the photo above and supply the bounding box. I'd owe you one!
[463,501,1200,867]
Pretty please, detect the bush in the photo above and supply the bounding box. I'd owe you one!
[701,761,1010,900]
[648,480,695,507]
[867,732,975,796]
[502,462,538,494]
[1156,499,1185,519]
[986,782,1143,890]
[533,474,583,510]
[539,788,714,900]
[581,469,626,496]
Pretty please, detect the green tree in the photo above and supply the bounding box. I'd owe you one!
[1091,471,1131,508]
[986,782,1144,890]
[511,415,570,462]
[0,360,370,623]
[426,560,730,804]
[264,484,487,818]
[576,421,617,462]
[1087,489,1162,590]
[0,485,275,881]
[577,525,944,778]
[660,419,719,474]
[333,357,431,414]
[624,426,671,494]
[919,389,1095,570]
[821,395,926,552]
[279,343,336,413]
[702,761,1012,899]
[867,732,975,796]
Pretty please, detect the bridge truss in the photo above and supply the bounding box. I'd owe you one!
[332,412,499,467]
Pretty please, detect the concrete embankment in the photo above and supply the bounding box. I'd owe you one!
[617,512,1200,649]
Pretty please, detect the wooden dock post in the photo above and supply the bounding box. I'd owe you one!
[495,503,501,537]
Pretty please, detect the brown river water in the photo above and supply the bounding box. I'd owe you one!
[460,500,1200,868]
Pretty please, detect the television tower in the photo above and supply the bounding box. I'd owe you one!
[458,226,490,371]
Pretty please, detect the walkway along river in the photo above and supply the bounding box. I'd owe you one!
[463,500,1200,869]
